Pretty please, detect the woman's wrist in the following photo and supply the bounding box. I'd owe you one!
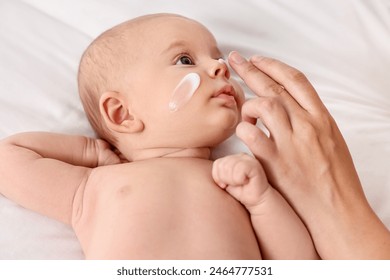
[306,183,390,259]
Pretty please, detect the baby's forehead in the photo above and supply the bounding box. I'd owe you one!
[90,14,219,75]
[134,15,212,39]
[123,15,219,53]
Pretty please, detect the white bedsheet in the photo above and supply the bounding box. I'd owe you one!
[0,0,389,259]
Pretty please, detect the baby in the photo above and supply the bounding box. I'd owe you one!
[0,13,318,259]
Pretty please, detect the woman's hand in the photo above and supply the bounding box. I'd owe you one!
[228,52,361,213]
[227,51,390,259]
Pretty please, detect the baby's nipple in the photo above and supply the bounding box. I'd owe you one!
[169,73,201,112]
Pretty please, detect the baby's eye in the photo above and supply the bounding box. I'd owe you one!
[176,55,194,65]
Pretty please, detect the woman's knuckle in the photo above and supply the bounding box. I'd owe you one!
[259,98,277,113]
[321,113,335,130]
[300,121,317,138]
[265,83,285,95]
[289,69,308,83]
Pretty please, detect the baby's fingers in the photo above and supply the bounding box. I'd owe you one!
[212,154,270,207]
[212,154,249,188]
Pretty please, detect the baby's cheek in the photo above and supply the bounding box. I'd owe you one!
[168,73,201,112]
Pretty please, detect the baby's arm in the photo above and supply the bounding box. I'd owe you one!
[212,153,318,259]
[0,132,120,225]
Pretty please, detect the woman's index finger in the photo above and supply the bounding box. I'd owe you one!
[228,51,283,99]
[249,56,327,114]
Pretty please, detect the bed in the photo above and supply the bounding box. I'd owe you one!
[0,0,389,259]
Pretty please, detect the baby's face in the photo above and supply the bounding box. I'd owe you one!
[121,15,244,148]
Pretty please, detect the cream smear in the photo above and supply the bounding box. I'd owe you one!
[218,58,227,65]
[168,72,201,112]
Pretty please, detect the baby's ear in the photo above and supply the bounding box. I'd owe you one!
[99,91,144,133]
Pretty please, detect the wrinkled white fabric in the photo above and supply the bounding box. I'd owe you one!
[0,0,389,259]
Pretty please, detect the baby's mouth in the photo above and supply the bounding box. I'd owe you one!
[213,85,237,104]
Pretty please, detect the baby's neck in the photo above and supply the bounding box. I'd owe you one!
[128,147,212,162]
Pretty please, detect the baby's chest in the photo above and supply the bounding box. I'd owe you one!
[75,161,256,257]
[100,163,225,218]
[76,159,229,232]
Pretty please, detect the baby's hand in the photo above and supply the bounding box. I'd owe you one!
[95,139,123,166]
[212,153,271,209]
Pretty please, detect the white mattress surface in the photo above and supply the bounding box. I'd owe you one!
[0,0,389,259]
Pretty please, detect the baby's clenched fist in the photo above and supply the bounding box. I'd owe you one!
[212,153,271,209]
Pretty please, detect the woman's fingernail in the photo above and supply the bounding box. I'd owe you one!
[250,55,264,62]
[229,51,246,64]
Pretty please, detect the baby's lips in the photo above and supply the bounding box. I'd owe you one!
[213,84,237,101]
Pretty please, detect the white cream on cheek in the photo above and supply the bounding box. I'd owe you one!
[168,72,201,112]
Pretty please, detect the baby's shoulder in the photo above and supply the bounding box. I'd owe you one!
[87,163,136,187]
[88,158,212,186]
[84,158,213,190]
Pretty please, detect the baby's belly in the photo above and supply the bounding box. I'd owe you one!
[75,160,261,259]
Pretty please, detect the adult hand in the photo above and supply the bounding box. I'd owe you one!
[228,51,390,259]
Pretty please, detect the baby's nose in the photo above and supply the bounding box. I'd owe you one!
[209,58,230,79]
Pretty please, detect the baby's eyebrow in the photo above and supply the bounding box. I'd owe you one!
[161,39,223,59]
[161,40,188,55]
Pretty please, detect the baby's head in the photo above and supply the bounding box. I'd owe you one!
[78,13,244,159]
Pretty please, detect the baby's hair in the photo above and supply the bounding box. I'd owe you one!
[78,26,125,146]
